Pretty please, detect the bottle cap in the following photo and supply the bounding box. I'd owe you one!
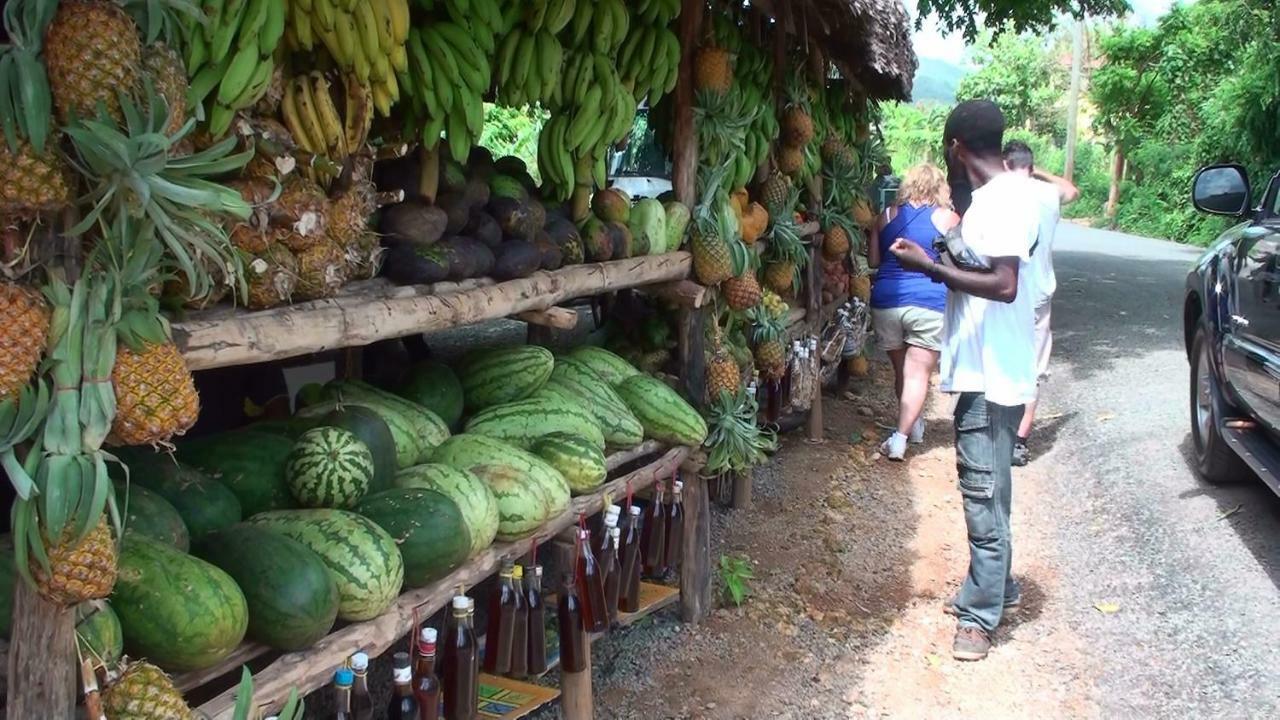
[512,564,524,579]
[350,652,369,671]
[674,480,683,491]
[393,651,411,668]
[608,503,622,516]
[452,594,469,610]
[534,565,543,578]
[334,668,354,687]
[629,505,642,516]
[466,596,476,610]
[579,528,590,540]
[419,627,438,645]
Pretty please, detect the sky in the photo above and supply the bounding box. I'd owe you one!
[911,0,1183,64]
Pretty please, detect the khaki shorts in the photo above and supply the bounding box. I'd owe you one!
[872,306,944,352]
[1035,302,1052,382]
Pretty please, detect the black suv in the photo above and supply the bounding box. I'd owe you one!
[1185,164,1280,493]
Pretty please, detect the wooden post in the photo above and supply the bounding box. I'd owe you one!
[731,468,752,509]
[1105,147,1124,227]
[680,471,712,623]
[677,305,707,408]
[7,583,77,718]
[560,641,593,720]
[673,0,704,207]
[806,220,824,443]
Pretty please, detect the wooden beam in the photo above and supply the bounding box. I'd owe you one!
[174,253,691,371]
[676,305,707,409]
[806,242,824,442]
[641,280,711,309]
[560,643,593,720]
[679,472,712,624]
[673,0,703,207]
[732,468,753,510]
[196,445,691,719]
[6,583,76,719]
[516,307,579,330]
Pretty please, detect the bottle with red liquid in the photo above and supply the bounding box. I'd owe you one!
[640,484,666,577]
[664,480,684,571]
[618,505,643,613]
[482,561,516,674]
[413,627,441,720]
[441,595,478,720]
[349,652,373,720]
[333,668,354,720]
[387,651,419,719]
[575,528,608,633]
[525,564,547,675]
[557,572,587,673]
[602,525,621,622]
[508,564,529,677]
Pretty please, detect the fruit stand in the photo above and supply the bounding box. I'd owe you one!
[0,0,914,717]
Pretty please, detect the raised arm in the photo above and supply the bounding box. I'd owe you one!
[1032,167,1080,205]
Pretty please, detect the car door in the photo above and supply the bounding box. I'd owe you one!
[1222,172,1280,432]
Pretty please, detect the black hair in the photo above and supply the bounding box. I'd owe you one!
[1003,140,1034,171]
[943,100,1005,156]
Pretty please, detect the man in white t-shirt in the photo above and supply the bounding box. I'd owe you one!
[1001,141,1079,466]
[889,100,1039,661]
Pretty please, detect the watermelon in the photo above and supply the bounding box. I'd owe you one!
[245,509,404,621]
[356,489,471,586]
[431,434,570,533]
[464,396,605,450]
[76,601,123,667]
[175,430,297,517]
[320,405,399,494]
[544,359,644,447]
[324,380,450,462]
[111,534,248,672]
[472,463,553,541]
[533,433,607,494]
[615,374,708,446]
[193,525,340,651]
[299,398,425,470]
[115,481,190,551]
[286,427,375,509]
[394,464,498,556]
[396,361,465,430]
[458,345,554,412]
[119,457,241,540]
[567,346,640,385]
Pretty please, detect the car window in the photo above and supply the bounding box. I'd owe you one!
[609,111,672,179]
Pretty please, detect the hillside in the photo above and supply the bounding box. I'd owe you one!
[911,56,966,104]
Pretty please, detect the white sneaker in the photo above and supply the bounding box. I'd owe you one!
[909,417,925,444]
[880,432,907,461]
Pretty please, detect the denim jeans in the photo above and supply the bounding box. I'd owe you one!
[952,392,1023,634]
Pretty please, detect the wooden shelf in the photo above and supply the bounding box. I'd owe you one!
[173,253,692,371]
[192,443,690,719]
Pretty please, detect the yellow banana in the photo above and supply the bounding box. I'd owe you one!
[390,44,408,74]
[309,72,346,157]
[371,0,394,52]
[371,50,391,82]
[383,69,399,102]
[388,0,410,44]
[332,13,359,67]
[282,80,319,152]
[291,6,314,51]
[341,73,373,153]
[372,82,392,117]
[313,0,336,32]
[291,76,330,158]
[353,2,382,63]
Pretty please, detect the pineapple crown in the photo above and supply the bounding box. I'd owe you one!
[121,0,203,46]
[703,385,776,475]
[749,305,785,343]
[0,0,57,153]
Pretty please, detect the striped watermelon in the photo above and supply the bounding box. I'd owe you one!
[393,464,498,556]
[471,463,554,541]
[356,489,470,587]
[246,509,404,622]
[431,434,570,535]
[286,427,375,509]
[533,433,607,494]
[544,359,644,447]
[459,345,554,411]
[615,374,708,446]
[464,395,605,450]
[323,380,451,463]
[76,601,122,667]
[567,346,640,385]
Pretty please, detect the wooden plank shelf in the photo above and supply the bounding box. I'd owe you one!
[193,444,691,719]
[173,253,692,371]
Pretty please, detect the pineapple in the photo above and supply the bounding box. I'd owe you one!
[694,45,732,94]
[763,261,796,296]
[329,167,378,279]
[0,282,50,399]
[722,270,762,310]
[691,222,732,286]
[706,344,741,401]
[294,237,347,301]
[109,339,199,447]
[759,172,790,214]
[246,242,299,310]
[273,175,330,250]
[32,519,117,606]
[778,145,804,176]
[783,107,815,147]
[0,138,74,218]
[751,309,787,380]
[161,254,231,310]
[229,223,272,254]
[102,661,195,720]
[43,0,142,125]
[823,223,852,261]
[141,43,187,138]
[852,197,875,227]
[850,273,871,303]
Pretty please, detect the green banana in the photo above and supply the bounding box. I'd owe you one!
[217,42,261,106]
[240,0,270,46]
[230,56,274,110]
[186,26,209,72]
[259,0,287,56]
[567,86,601,150]
[187,52,232,108]
[209,0,246,60]
[209,101,236,137]
[201,0,227,43]
[568,1,593,47]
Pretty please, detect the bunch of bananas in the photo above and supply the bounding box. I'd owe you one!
[631,0,681,25]
[563,0,628,54]
[185,0,287,136]
[399,5,493,162]
[537,54,636,201]
[617,23,680,103]
[417,0,507,54]
[494,28,563,107]
[284,0,410,116]
[281,71,373,169]
[734,44,779,189]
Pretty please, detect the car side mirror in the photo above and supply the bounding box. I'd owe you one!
[1192,164,1252,216]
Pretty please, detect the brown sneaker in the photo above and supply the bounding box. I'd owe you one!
[952,625,991,661]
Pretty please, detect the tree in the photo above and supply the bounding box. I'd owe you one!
[955,33,1066,136]
[915,0,1129,42]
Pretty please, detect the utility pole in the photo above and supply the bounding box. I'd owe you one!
[1063,17,1085,182]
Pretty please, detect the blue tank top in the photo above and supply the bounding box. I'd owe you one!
[870,203,948,313]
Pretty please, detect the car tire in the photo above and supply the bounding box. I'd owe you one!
[1189,326,1249,483]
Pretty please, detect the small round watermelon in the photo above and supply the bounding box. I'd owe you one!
[286,427,375,509]
[76,601,122,667]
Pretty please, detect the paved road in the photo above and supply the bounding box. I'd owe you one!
[1035,223,1280,717]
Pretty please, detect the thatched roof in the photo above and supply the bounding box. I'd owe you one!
[754,0,918,100]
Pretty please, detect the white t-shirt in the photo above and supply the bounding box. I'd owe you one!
[1024,177,1061,307]
[939,172,1040,408]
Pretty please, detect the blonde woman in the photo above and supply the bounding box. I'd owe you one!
[867,163,960,460]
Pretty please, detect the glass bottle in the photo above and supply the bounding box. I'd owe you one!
[333,668,354,720]
[602,525,621,622]
[525,565,547,675]
[575,528,608,633]
[388,651,419,719]
[442,595,478,720]
[482,561,516,674]
[664,480,684,571]
[350,652,373,720]
[618,505,643,613]
[557,572,587,673]
[413,628,440,720]
[641,485,666,577]
[509,564,529,677]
